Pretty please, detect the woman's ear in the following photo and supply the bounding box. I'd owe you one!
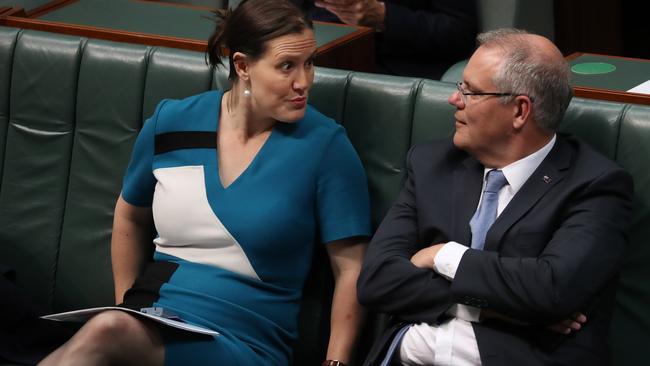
[232,52,250,81]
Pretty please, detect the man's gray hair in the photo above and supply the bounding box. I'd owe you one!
[477,29,573,132]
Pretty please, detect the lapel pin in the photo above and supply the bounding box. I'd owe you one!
[543,175,552,183]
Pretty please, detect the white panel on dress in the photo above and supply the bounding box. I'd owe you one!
[152,166,260,280]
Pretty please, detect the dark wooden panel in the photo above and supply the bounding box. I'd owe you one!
[554,0,622,56]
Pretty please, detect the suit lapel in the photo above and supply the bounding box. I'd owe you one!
[483,137,573,252]
[452,156,484,246]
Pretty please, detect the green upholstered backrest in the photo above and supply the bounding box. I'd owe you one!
[1,26,649,366]
[610,104,650,365]
[440,59,467,83]
[1,29,83,312]
[0,26,17,189]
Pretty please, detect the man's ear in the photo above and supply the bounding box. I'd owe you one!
[512,95,533,130]
[232,52,250,81]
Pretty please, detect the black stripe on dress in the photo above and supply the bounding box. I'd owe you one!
[155,132,217,155]
[120,261,179,310]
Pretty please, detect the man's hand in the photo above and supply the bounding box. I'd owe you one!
[482,310,587,335]
[546,313,587,334]
[314,0,386,29]
[410,243,446,269]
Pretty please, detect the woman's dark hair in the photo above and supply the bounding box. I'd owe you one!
[207,0,313,81]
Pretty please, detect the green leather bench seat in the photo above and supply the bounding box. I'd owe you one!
[0,26,649,365]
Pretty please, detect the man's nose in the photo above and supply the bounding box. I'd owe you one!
[448,90,464,107]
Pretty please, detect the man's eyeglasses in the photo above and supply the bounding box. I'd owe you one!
[455,81,520,104]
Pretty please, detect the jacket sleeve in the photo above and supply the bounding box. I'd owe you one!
[450,167,633,324]
[357,146,453,323]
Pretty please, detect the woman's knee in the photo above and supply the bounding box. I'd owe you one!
[77,311,143,348]
[58,310,163,365]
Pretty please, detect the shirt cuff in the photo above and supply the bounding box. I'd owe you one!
[433,241,468,280]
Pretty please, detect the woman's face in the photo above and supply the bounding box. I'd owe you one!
[245,29,317,123]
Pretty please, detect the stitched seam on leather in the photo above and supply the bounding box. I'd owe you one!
[615,104,631,162]
[51,36,86,311]
[408,79,424,149]
[0,28,21,199]
[141,46,155,126]
[341,71,353,125]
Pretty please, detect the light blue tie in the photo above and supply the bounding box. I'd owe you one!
[379,324,412,366]
[470,170,508,250]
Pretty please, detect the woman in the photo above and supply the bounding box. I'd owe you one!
[38,1,370,365]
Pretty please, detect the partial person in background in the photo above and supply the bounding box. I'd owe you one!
[295,0,478,79]
[38,1,370,365]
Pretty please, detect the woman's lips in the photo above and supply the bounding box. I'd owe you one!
[290,97,306,108]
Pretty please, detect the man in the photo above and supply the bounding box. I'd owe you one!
[294,0,477,79]
[357,29,633,365]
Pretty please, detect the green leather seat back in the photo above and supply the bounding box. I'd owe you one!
[55,39,152,310]
[610,104,650,366]
[411,80,456,144]
[559,98,625,160]
[440,60,468,83]
[310,67,351,123]
[342,73,419,227]
[0,30,82,313]
[143,47,213,121]
[0,27,19,185]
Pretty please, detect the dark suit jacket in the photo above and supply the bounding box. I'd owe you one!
[357,135,633,365]
[295,0,478,79]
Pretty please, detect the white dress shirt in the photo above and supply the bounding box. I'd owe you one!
[399,135,556,366]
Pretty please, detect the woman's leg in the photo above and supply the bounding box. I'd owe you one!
[38,310,164,366]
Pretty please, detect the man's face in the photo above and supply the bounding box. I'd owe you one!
[448,46,515,162]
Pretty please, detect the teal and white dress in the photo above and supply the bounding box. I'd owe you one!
[120,90,371,365]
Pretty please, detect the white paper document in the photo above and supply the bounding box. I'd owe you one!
[41,306,219,337]
[627,80,650,94]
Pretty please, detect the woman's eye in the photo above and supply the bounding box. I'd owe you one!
[280,62,293,71]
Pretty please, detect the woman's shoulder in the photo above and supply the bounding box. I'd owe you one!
[296,104,344,138]
[152,90,222,134]
[157,90,221,117]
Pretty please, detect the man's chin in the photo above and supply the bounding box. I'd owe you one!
[452,132,464,148]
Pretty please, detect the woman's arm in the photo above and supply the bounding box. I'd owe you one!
[111,195,155,304]
[324,237,368,365]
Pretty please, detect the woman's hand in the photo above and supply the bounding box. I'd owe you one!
[315,0,386,30]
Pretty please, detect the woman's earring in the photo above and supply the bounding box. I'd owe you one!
[243,89,251,97]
